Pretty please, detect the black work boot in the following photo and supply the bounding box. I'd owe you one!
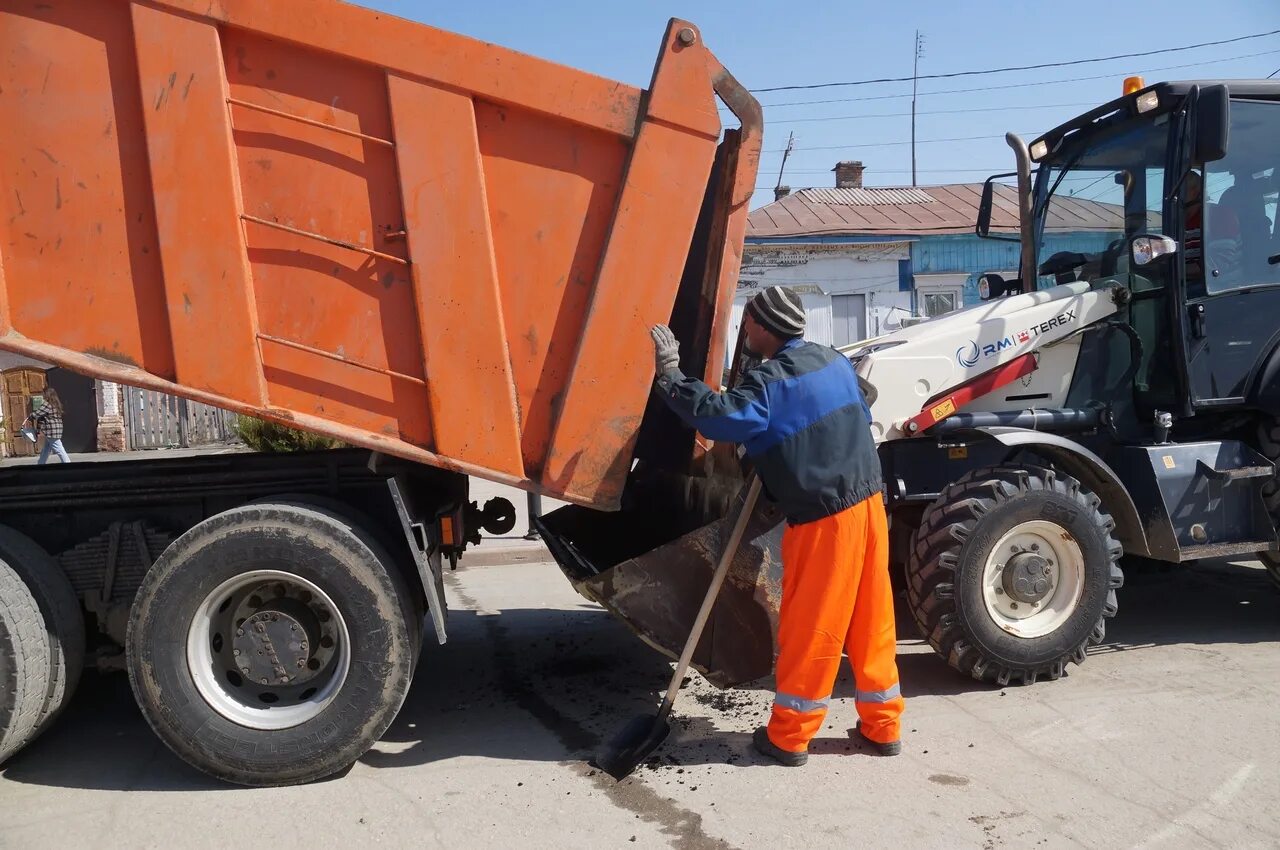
[752,726,808,766]
[852,722,902,756]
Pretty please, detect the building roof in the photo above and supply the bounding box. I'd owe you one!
[748,182,1125,240]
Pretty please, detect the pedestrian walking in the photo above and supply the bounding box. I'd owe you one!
[33,387,70,465]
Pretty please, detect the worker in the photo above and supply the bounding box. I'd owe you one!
[649,285,903,766]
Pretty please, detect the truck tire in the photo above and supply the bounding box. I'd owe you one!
[1253,420,1280,590]
[244,494,425,673]
[0,561,52,764]
[127,502,416,786]
[0,527,85,741]
[907,464,1123,685]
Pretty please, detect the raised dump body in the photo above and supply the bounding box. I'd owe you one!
[0,0,760,510]
[0,1,772,785]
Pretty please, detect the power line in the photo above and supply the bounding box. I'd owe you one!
[782,167,1006,175]
[764,131,1036,154]
[776,100,1097,125]
[750,29,1280,93]
[735,48,1280,110]
[1269,66,1280,78]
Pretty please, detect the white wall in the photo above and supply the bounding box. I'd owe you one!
[728,243,913,366]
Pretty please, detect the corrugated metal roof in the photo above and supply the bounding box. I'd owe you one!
[749,182,1124,239]
[798,187,936,206]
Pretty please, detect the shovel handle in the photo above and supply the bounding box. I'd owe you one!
[657,474,764,719]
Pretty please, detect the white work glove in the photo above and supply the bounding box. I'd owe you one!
[651,325,681,377]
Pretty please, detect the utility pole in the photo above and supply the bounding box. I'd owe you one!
[775,131,795,194]
[911,30,924,187]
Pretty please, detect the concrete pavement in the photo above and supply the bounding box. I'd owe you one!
[1,554,1278,848]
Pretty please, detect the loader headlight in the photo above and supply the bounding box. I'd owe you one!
[1135,91,1159,114]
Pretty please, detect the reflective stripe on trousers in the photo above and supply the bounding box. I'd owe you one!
[767,494,904,753]
[856,683,901,703]
[774,691,831,714]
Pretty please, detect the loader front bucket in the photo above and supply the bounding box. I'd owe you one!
[536,466,784,688]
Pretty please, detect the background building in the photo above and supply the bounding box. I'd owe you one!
[730,161,1120,363]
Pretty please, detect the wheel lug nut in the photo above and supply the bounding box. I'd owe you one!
[1011,602,1019,610]
[236,629,245,637]
[994,587,1004,595]
[1031,544,1040,552]
[233,649,241,656]
[261,678,268,685]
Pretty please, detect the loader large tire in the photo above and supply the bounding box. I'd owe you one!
[1253,420,1280,590]
[0,527,85,741]
[0,560,51,765]
[127,502,416,786]
[907,464,1123,685]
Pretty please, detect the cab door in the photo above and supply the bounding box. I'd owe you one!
[1184,98,1280,407]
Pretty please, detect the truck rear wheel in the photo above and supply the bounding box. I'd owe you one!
[907,464,1123,685]
[0,560,51,764]
[0,527,85,741]
[127,502,416,786]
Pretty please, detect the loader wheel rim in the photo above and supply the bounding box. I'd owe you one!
[981,520,1085,639]
[186,569,351,731]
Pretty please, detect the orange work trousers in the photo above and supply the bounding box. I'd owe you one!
[767,494,903,752]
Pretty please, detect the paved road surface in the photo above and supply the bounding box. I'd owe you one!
[1,551,1277,848]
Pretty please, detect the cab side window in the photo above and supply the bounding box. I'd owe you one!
[1202,100,1280,294]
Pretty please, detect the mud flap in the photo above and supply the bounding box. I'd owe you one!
[387,475,448,645]
[536,468,784,688]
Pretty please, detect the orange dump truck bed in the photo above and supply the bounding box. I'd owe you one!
[0,0,760,508]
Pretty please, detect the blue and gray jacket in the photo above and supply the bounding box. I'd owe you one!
[655,339,883,525]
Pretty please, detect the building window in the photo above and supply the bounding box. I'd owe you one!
[920,291,959,317]
[914,272,967,319]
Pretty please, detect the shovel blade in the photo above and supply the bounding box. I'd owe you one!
[594,713,672,780]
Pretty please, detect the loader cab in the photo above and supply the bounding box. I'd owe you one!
[1013,81,1280,422]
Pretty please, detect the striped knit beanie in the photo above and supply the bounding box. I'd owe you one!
[748,285,806,338]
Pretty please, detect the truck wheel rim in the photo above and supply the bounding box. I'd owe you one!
[186,569,351,731]
[981,520,1085,639]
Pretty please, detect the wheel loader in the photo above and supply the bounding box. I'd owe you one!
[543,77,1280,689]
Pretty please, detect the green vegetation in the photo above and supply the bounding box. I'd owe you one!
[234,416,343,452]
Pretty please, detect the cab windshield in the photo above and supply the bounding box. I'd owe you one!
[1033,114,1171,283]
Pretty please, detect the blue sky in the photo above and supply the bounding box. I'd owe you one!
[355,1,1279,208]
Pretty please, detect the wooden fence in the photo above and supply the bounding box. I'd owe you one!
[124,386,237,449]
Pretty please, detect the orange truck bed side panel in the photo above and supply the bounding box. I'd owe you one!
[0,1,761,509]
[388,75,525,478]
[131,4,268,405]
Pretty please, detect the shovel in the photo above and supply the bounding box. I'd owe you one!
[595,473,764,780]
